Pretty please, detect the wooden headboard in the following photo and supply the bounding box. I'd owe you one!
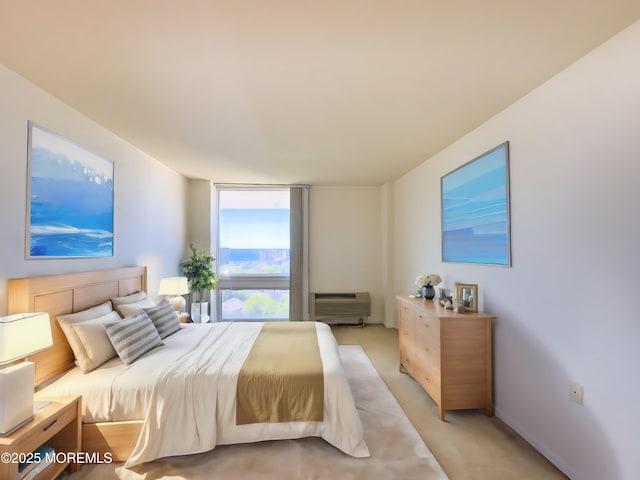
[7,266,147,386]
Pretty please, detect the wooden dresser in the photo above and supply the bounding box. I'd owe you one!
[397,295,494,421]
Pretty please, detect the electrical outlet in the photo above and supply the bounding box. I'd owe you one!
[569,382,584,405]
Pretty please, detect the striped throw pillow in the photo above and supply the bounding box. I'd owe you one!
[143,298,181,339]
[104,311,163,364]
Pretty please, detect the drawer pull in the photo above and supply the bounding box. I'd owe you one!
[43,419,58,431]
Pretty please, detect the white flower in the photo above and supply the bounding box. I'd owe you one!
[415,273,442,287]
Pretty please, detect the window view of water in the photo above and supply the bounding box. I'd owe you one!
[218,247,290,274]
[217,189,291,320]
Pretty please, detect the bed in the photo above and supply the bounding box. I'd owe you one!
[7,267,369,466]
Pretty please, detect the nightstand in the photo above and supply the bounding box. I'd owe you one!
[0,396,81,479]
[178,312,191,323]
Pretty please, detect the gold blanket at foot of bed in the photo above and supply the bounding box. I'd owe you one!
[236,322,324,425]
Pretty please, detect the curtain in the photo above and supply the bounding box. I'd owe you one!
[289,186,309,321]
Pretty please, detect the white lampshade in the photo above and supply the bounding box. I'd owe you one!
[0,312,53,364]
[0,312,53,436]
[158,277,189,296]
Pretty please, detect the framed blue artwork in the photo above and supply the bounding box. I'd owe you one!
[27,122,114,258]
[441,141,511,266]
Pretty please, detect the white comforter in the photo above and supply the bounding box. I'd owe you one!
[39,322,370,466]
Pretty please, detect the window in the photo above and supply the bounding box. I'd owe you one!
[216,188,291,321]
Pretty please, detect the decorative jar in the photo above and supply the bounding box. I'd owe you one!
[421,285,435,300]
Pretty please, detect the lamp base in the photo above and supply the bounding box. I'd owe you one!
[168,295,187,313]
[0,362,35,437]
[0,414,33,438]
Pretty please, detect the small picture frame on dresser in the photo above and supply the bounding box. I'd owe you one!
[438,288,448,302]
[454,283,478,312]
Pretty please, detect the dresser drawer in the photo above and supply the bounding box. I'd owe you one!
[399,306,415,335]
[414,362,441,404]
[415,317,440,352]
[399,337,414,370]
[414,338,440,370]
[399,318,413,341]
[414,310,439,334]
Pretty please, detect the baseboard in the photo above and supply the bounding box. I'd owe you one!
[495,406,573,479]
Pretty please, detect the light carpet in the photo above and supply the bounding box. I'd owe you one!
[66,345,449,480]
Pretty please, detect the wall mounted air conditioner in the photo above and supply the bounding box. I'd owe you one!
[309,292,370,326]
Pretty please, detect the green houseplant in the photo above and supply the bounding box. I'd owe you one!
[180,244,217,322]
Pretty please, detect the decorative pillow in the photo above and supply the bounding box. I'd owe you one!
[57,301,115,367]
[143,298,181,339]
[104,311,163,365]
[110,291,148,315]
[70,311,120,373]
[117,297,156,317]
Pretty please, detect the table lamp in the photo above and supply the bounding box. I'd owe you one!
[0,312,53,436]
[158,277,189,313]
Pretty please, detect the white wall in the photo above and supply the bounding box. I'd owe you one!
[309,186,384,324]
[0,65,188,312]
[187,179,215,255]
[392,21,640,480]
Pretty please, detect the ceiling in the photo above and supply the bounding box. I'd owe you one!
[1,1,639,186]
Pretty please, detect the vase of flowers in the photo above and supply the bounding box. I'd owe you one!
[415,274,442,300]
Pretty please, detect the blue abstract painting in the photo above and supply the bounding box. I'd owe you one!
[441,142,510,266]
[28,123,114,258]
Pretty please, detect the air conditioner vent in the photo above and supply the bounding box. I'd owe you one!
[309,292,370,326]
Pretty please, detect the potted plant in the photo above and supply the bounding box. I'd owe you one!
[180,244,217,322]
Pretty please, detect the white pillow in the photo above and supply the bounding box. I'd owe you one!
[57,301,114,367]
[71,311,120,373]
[111,291,148,315]
[117,297,156,317]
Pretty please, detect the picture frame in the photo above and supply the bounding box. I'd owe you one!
[438,287,448,302]
[454,283,478,312]
[441,141,511,266]
[26,122,114,258]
